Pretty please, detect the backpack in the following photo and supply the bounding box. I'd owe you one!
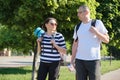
[75,19,96,42]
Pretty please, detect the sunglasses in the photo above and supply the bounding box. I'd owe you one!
[50,22,57,26]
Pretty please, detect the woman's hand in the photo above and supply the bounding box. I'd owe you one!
[51,39,66,54]
[37,37,42,43]
[51,39,56,45]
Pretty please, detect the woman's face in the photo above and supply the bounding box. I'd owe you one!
[45,19,57,31]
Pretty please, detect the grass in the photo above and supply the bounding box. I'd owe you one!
[101,60,120,74]
[0,60,120,80]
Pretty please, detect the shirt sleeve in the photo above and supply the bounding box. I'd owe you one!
[58,33,66,49]
[73,25,77,40]
[96,20,108,34]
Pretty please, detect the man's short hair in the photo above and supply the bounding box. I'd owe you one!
[79,5,90,12]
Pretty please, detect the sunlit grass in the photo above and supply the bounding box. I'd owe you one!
[101,60,120,74]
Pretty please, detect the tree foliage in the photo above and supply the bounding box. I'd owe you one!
[96,0,120,59]
[0,0,98,53]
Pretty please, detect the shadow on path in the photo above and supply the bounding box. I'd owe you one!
[0,67,32,74]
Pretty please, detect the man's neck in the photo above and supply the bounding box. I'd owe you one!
[82,18,91,24]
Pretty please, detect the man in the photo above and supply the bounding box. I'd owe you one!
[71,5,109,80]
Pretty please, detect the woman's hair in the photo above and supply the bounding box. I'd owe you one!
[42,17,57,31]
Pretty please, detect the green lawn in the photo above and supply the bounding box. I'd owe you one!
[0,60,120,80]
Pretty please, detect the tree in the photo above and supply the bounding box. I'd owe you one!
[96,0,120,59]
[0,0,99,53]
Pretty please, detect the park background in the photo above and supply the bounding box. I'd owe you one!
[0,0,120,59]
[0,0,120,80]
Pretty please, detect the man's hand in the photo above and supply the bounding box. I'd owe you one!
[89,26,109,43]
[89,26,98,35]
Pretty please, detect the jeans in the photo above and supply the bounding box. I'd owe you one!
[37,61,60,80]
[75,59,101,80]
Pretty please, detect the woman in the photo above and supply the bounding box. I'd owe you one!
[37,17,67,80]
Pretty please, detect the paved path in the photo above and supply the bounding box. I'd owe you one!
[0,56,33,68]
[0,56,120,80]
[101,69,120,80]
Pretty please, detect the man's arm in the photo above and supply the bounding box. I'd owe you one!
[89,26,109,43]
[71,40,78,65]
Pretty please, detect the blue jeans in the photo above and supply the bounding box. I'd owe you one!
[75,59,101,80]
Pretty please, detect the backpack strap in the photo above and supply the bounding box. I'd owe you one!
[75,19,96,42]
[51,33,56,52]
[91,19,96,27]
[75,22,81,42]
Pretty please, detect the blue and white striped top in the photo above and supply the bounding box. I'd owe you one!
[40,32,66,63]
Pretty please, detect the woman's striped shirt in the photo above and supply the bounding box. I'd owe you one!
[40,32,66,63]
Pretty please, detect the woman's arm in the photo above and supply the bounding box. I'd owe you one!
[36,37,42,54]
[51,39,67,54]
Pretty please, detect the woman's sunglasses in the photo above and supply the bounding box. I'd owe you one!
[50,22,57,26]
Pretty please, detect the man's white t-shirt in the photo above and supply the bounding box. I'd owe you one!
[73,20,108,60]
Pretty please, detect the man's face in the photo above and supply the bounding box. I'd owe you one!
[77,7,85,21]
